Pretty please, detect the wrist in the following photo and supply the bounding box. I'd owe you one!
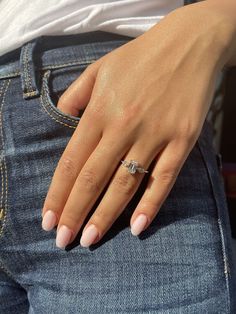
[141,0,236,73]
[166,0,236,70]
[194,0,236,68]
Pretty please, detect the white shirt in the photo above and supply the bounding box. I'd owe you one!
[0,0,183,57]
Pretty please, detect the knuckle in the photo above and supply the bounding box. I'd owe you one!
[79,169,100,193]
[183,131,197,145]
[116,109,138,129]
[158,169,178,185]
[86,98,104,119]
[141,199,159,211]
[44,191,59,208]
[113,173,136,195]
[177,123,198,145]
[58,156,77,178]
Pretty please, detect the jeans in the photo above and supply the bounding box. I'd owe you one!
[0,31,235,313]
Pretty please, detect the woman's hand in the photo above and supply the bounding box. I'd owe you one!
[41,0,236,249]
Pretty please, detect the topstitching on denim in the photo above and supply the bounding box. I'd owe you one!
[20,41,41,99]
[196,134,231,313]
[0,79,11,240]
[39,69,83,128]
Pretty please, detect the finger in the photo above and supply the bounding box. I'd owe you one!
[57,60,101,116]
[55,133,132,248]
[130,140,190,236]
[41,112,103,227]
[78,141,163,248]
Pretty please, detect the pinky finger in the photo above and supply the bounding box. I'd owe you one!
[130,140,191,236]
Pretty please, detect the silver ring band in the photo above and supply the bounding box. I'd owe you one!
[121,159,149,174]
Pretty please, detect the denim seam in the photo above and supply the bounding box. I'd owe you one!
[0,79,29,286]
[40,59,96,70]
[0,60,96,80]
[0,83,5,224]
[42,69,79,123]
[0,79,10,241]
[0,79,36,287]
[39,70,79,128]
[0,259,17,284]
[0,165,4,221]
[0,60,95,81]
[196,139,230,313]
[0,72,21,79]
[40,94,77,129]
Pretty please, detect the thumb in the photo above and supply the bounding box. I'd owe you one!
[57,60,102,117]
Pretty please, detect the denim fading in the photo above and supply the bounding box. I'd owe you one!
[0,30,235,313]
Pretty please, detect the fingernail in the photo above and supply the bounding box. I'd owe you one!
[42,210,57,231]
[56,225,73,249]
[131,214,148,236]
[80,224,99,247]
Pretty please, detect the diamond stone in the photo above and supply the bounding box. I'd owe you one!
[127,160,138,174]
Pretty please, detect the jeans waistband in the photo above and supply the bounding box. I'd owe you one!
[0,31,134,99]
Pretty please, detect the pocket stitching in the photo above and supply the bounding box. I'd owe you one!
[40,93,77,129]
[40,69,80,128]
[42,69,80,123]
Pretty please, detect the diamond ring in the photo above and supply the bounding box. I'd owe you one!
[121,159,149,174]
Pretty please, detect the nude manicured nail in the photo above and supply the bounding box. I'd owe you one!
[42,210,57,231]
[56,225,73,249]
[80,224,99,247]
[131,214,148,236]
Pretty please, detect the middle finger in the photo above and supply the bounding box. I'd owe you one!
[56,139,161,248]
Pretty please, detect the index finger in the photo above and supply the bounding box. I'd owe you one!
[41,112,102,224]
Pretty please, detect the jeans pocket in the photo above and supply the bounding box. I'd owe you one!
[40,62,93,128]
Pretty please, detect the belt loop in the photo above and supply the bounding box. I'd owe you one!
[19,38,40,99]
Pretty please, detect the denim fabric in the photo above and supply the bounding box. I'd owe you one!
[184,0,198,5]
[0,30,235,313]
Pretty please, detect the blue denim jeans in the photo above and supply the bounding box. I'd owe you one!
[0,31,235,313]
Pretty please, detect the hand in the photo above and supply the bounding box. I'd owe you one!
[41,1,235,249]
